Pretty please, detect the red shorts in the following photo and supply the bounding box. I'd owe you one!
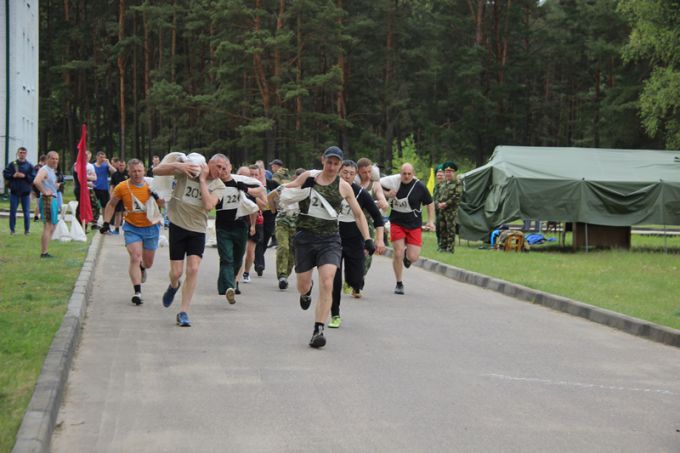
[390,223,422,247]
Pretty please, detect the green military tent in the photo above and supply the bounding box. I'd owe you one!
[458,146,680,241]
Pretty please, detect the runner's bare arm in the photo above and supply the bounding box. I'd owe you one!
[198,165,220,210]
[103,194,121,225]
[267,189,279,214]
[425,202,436,231]
[153,161,201,178]
[374,226,386,254]
[284,170,311,189]
[33,168,52,196]
[372,182,390,210]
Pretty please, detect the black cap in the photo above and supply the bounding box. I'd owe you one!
[269,158,284,167]
[323,146,344,160]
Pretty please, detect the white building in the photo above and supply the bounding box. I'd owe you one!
[1,0,39,191]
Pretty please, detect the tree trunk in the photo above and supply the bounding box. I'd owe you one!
[295,12,303,131]
[118,0,127,161]
[336,0,349,154]
[383,0,396,171]
[594,65,600,148]
[253,0,274,161]
[133,10,139,158]
[144,9,153,160]
[466,0,486,47]
[171,0,177,147]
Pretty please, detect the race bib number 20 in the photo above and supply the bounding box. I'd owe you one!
[182,179,204,206]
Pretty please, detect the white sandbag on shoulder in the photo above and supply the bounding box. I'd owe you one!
[236,191,260,218]
[150,152,206,201]
[380,174,402,191]
[279,187,311,208]
[232,174,263,187]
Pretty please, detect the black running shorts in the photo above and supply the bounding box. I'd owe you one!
[293,229,342,273]
[169,222,206,260]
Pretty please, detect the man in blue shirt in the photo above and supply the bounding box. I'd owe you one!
[93,151,116,219]
[3,147,35,235]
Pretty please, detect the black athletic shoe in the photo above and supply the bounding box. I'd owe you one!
[394,282,405,295]
[309,331,326,348]
[278,277,288,290]
[131,292,143,305]
[299,281,313,310]
[403,256,411,269]
[255,266,264,277]
[235,282,241,295]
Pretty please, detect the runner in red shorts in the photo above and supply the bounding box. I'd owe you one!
[385,163,435,295]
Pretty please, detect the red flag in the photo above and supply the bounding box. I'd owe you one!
[76,124,93,224]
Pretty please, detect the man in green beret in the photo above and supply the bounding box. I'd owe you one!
[437,161,461,253]
[432,164,446,250]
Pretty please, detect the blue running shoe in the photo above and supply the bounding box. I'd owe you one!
[176,311,191,327]
[162,281,181,308]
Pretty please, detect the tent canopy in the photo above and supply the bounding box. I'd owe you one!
[458,146,680,240]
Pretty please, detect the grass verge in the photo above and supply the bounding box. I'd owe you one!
[418,231,680,331]
[0,220,91,452]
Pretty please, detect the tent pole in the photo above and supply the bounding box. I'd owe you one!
[664,224,668,255]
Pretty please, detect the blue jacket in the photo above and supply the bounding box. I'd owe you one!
[3,159,35,195]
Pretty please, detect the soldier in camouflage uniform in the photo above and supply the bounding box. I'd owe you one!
[269,159,291,185]
[267,167,304,290]
[437,162,461,253]
[431,164,445,251]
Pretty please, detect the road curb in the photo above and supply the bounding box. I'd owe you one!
[383,249,680,348]
[12,233,104,453]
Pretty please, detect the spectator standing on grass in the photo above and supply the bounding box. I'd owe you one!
[31,154,46,222]
[93,151,116,216]
[33,151,62,258]
[437,162,461,253]
[432,164,445,250]
[3,147,35,235]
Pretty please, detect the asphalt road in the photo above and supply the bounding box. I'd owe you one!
[51,233,680,452]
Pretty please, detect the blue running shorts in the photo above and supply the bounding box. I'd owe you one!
[123,222,161,250]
